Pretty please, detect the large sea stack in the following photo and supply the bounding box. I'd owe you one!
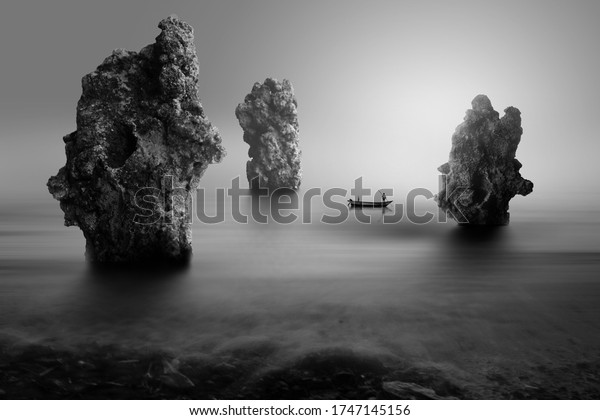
[235,78,301,190]
[47,16,225,264]
[437,95,533,225]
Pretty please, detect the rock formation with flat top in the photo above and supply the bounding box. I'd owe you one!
[436,95,533,225]
[235,78,301,190]
[47,15,225,264]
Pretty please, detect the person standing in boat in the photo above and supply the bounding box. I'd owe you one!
[381,192,386,202]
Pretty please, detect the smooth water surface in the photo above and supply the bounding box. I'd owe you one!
[1,197,599,386]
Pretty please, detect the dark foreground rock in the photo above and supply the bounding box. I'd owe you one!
[235,78,301,190]
[47,16,224,264]
[436,95,533,225]
[1,341,599,399]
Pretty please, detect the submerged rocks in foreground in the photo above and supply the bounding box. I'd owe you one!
[3,340,594,399]
[235,78,301,190]
[436,95,533,225]
[47,16,224,264]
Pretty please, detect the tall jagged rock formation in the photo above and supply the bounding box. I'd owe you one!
[437,95,533,225]
[235,78,301,190]
[47,16,225,264]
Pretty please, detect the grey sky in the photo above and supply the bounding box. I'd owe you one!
[1,0,598,209]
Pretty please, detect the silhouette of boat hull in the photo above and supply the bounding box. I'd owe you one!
[348,199,393,208]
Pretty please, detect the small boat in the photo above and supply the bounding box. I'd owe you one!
[347,199,393,208]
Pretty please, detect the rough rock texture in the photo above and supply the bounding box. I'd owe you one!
[235,78,301,190]
[437,95,533,225]
[47,16,225,264]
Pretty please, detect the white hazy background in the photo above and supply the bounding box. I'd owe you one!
[0,0,599,213]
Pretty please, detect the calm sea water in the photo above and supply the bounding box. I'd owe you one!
[1,196,600,377]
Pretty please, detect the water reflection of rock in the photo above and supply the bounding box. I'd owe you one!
[431,225,514,279]
[70,264,191,327]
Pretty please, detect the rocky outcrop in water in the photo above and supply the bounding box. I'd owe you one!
[47,16,225,264]
[436,95,533,225]
[235,78,301,190]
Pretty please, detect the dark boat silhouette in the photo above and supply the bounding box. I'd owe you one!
[347,199,393,208]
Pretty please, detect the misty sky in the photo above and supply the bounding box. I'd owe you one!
[1,0,599,211]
